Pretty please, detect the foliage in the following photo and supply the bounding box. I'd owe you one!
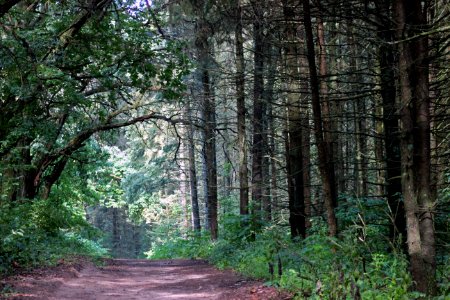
[0,0,189,210]
[147,211,447,298]
[0,0,190,268]
[146,231,212,259]
[0,142,114,273]
[0,199,107,275]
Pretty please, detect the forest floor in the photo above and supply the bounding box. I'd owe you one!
[1,258,293,300]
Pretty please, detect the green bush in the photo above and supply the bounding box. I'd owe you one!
[146,201,449,299]
[145,217,433,299]
[0,200,107,275]
[146,231,212,259]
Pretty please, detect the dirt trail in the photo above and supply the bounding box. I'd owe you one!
[2,259,292,300]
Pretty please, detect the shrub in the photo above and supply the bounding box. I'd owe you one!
[0,200,107,275]
[146,231,212,259]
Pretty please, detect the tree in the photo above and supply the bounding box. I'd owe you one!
[374,0,406,247]
[250,0,266,228]
[282,0,306,239]
[395,0,437,294]
[185,100,201,231]
[190,0,219,239]
[234,0,249,218]
[302,0,337,237]
[0,1,188,203]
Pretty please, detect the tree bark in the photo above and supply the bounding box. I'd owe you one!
[262,44,277,222]
[317,14,338,205]
[235,0,249,217]
[200,70,218,239]
[111,207,120,257]
[179,142,190,230]
[186,101,201,232]
[283,0,306,239]
[250,0,265,227]
[343,11,368,198]
[194,7,218,239]
[302,0,337,237]
[268,90,278,221]
[375,2,406,247]
[395,0,436,294]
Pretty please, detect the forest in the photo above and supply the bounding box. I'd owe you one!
[0,0,449,298]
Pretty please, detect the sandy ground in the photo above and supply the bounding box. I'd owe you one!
[1,258,292,300]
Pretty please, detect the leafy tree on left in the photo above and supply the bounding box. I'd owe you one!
[0,0,189,203]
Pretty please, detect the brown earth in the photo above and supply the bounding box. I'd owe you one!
[1,258,293,300]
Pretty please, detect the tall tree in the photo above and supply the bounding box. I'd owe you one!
[262,42,278,222]
[395,0,436,294]
[375,0,406,247]
[283,0,306,239]
[185,100,201,232]
[234,0,249,217]
[302,0,338,237]
[316,8,338,204]
[345,13,368,198]
[250,0,265,226]
[191,0,219,239]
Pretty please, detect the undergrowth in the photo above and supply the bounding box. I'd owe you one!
[0,199,108,275]
[148,201,449,299]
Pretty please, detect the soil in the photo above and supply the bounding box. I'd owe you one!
[1,258,293,300]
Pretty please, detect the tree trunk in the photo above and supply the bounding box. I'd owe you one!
[111,207,120,257]
[375,4,406,247]
[299,32,312,226]
[262,44,277,222]
[268,92,278,221]
[250,0,265,227]
[201,69,218,240]
[283,0,306,239]
[395,0,436,294]
[302,106,312,230]
[194,8,218,239]
[133,224,141,258]
[374,93,385,198]
[268,101,277,221]
[330,22,345,196]
[186,101,201,232]
[344,13,367,198]
[201,138,210,231]
[235,0,249,217]
[302,0,337,237]
[179,142,190,230]
[317,14,338,205]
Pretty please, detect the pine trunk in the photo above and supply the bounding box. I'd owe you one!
[376,12,406,246]
[283,0,306,238]
[235,0,249,217]
[395,0,436,294]
[302,0,337,237]
[250,0,265,227]
[194,10,218,239]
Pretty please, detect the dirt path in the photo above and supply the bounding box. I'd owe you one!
[2,259,292,300]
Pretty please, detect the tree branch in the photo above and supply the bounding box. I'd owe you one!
[42,0,113,61]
